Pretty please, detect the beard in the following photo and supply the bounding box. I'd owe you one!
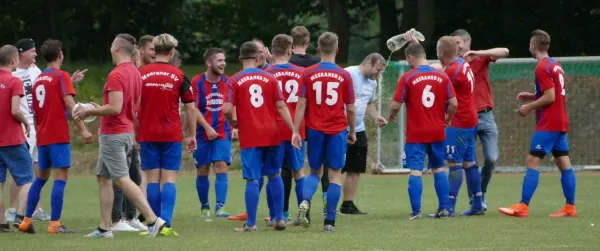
[210,66,223,76]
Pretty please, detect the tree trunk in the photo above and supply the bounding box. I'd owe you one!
[377,0,400,58]
[415,0,435,48]
[321,0,350,63]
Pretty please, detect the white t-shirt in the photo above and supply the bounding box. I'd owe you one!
[12,65,41,126]
[345,65,377,133]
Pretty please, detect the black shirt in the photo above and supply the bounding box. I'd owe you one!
[290,54,321,68]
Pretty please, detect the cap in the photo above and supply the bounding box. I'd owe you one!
[15,38,35,52]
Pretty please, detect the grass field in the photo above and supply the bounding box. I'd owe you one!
[3,172,600,250]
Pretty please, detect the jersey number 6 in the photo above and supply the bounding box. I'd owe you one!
[421,85,435,108]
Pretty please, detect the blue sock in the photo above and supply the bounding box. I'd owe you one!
[160,182,176,227]
[433,171,450,211]
[520,169,540,205]
[50,180,66,221]
[266,179,275,220]
[196,176,210,209]
[407,175,423,214]
[215,173,228,210]
[26,178,47,218]
[269,176,284,221]
[147,183,161,216]
[294,177,305,207]
[326,183,341,221]
[560,168,576,205]
[465,164,483,209]
[245,181,260,228]
[302,173,320,201]
[258,177,264,193]
[448,166,463,212]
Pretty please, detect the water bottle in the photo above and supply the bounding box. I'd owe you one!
[386,29,425,52]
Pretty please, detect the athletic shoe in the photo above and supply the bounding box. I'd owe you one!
[427,211,456,218]
[0,224,11,233]
[408,212,422,220]
[227,211,247,221]
[16,217,35,234]
[200,209,211,217]
[460,207,485,216]
[4,208,16,222]
[84,228,114,238]
[215,208,230,217]
[48,222,76,234]
[274,220,286,231]
[233,223,256,232]
[550,204,577,218]
[128,218,148,231]
[340,202,368,215]
[160,227,179,236]
[146,217,166,238]
[433,209,450,218]
[32,209,51,221]
[265,219,276,227]
[111,219,139,232]
[498,203,529,218]
[324,224,335,232]
[482,196,488,211]
[298,200,310,228]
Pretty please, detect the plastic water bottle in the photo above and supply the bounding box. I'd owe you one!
[73,103,97,123]
[386,29,425,52]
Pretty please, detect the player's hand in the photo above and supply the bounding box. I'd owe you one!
[291,133,302,150]
[463,51,479,62]
[264,47,273,64]
[389,114,398,123]
[89,102,101,108]
[71,69,88,83]
[517,92,536,102]
[518,104,532,117]
[376,116,388,128]
[22,123,30,138]
[186,136,197,152]
[403,31,417,43]
[206,127,218,140]
[73,109,88,121]
[231,128,238,141]
[81,130,93,144]
[347,132,357,145]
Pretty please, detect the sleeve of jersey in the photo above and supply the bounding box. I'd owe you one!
[393,76,407,102]
[62,71,76,97]
[11,78,25,97]
[190,76,200,106]
[536,65,554,92]
[271,77,283,103]
[225,78,236,105]
[106,73,124,92]
[179,75,195,104]
[344,71,355,104]
[300,71,308,98]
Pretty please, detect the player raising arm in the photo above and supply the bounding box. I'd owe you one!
[499,30,576,218]
[291,32,356,232]
[388,42,457,220]
[223,41,296,232]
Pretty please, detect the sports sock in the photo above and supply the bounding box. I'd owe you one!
[520,169,540,205]
[433,171,450,211]
[269,176,284,221]
[245,181,260,228]
[465,164,483,209]
[50,180,66,221]
[196,176,210,209]
[147,183,161,216]
[325,183,341,221]
[258,177,264,193]
[560,168,576,205]
[294,177,305,207]
[160,182,176,227]
[448,165,463,212]
[407,175,423,214]
[266,179,275,220]
[215,173,228,209]
[302,173,319,201]
[26,178,47,218]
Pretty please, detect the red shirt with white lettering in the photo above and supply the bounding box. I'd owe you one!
[0,70,26,147]
[534,57,568,132]
[100,62,141,135]
[265,63,306,141]
[470,56,495,111]
[445,58,478,128]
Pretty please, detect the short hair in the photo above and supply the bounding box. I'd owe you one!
[153,33,178,55]
[318,32,338,55]
[531,29,551,51]
[115,33,136,55]
[271,34,293,56]
[291,26,310,46]
[40,39,63,62]
[252,38,265,47]
[138,35,154,48]
[0,45,18,66]
[239,41,258,59]
[450,29,471,42]
[362,53,386,66]
[404,42,426,59]
[437,36,457,57]
[169,49,182,65]
[204,48,225,61]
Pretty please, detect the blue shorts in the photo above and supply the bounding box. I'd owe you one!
[306,128,347,170]
[444,127,476,163]
[530,131,569,158]
[279,141,305,171]
[0,144,33,186]
[38,143,71,171]
[240,146,282,180]
[193,138,232,167]
[140,142,182,171]
[404,141,446,171]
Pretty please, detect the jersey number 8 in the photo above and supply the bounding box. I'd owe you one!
[249,84,264,108]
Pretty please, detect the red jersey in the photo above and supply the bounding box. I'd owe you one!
[265,63,306,141]
[393,65,456,143]
[0,70,26,147]
[301,62,355,135]
[100,62,141,135]
[191,73,231,141]
[470,56,495,111]
[534,57,568,132]
[227,68,282,149]
[32,68,75,146]
[445,58,478,128]
[138,62,195,142]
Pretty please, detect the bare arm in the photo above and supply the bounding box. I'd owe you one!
[346,103,356,134]
[183,103,197,138]
[445,97,458,125]
[195,108,212,130]
[64,95,89,134]
[88,91,124,116]
[365,102,381,120]
[292,97,307,133]
[525,88,555,110]
[223,102,236,128]
[276,101,294,131]
[389,101,403,122]
[471,48,510,61]
[11,96,28,125]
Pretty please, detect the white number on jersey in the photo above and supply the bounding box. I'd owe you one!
[553,66,566,96]
[278,80,299,103]
[313,81,340,106]
[249,84,264,108]
[421,85,435,108]
[35,84,46,108]
[463,63,475,93]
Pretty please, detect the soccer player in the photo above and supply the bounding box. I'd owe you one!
[16,39,93,234]
[253,39,272,70]
[499,30,576,218]
[0,45,33,233]
[388,42,457,220]
[192,48,232,218]
[264,34,306,226]
[340,53,388,215]
[435,36,484,216]
[77,34,166,238]
[290,26,321,67]
[451,29,509,208]
[223,41,296,232]
[138,35,155,67]
[291,32,356,232]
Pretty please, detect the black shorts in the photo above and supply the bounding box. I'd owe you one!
[343,131,368,174]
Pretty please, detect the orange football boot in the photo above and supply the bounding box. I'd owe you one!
[47,221,76,234]
[550,204,577,218]
[228,211,248,221]
[264,216,271,222]
[18,217,35,234]
[498,203,529,218]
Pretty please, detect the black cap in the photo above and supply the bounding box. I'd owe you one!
[15,38,35,52]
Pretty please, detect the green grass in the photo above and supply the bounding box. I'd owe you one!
[3,172,600,250]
